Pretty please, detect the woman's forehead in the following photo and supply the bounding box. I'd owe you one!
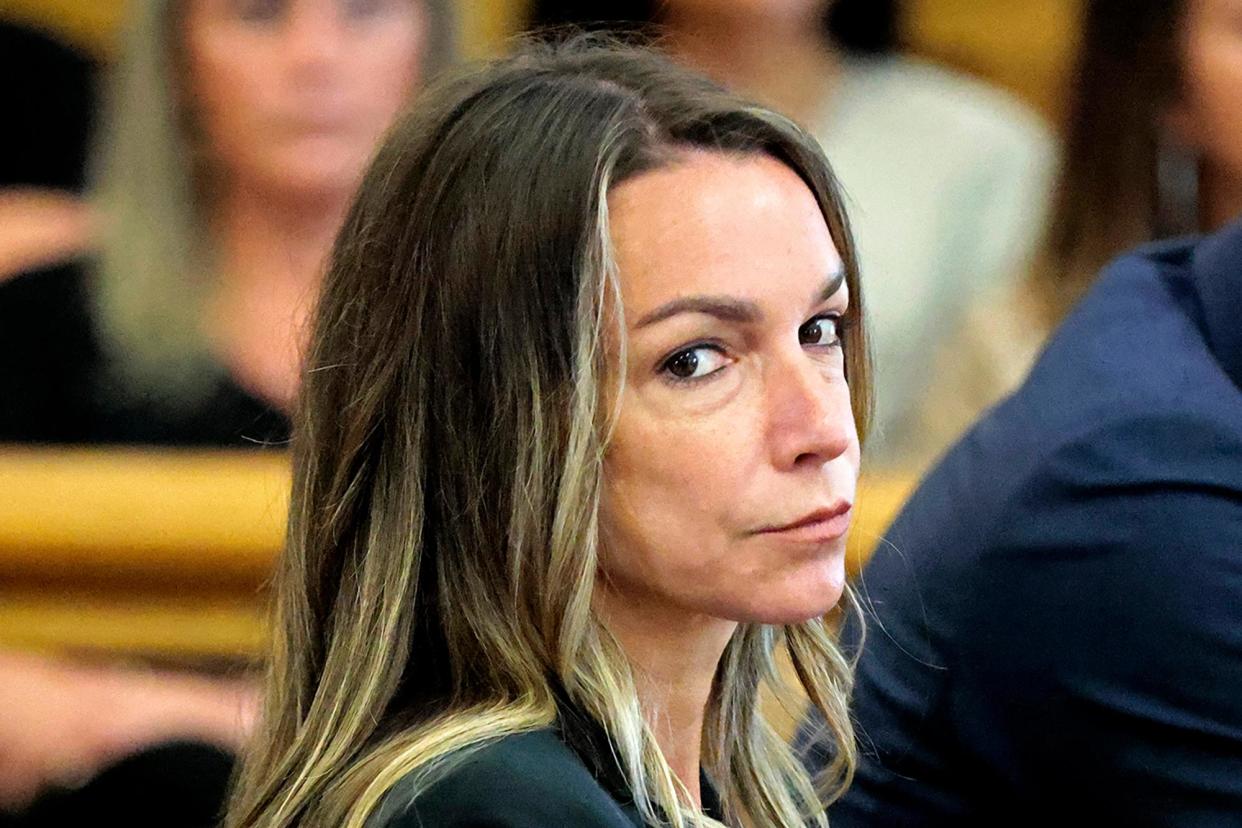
[607,151,841,316]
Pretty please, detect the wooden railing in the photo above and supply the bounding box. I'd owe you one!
[0,448,286,658]
[0,447,916,659]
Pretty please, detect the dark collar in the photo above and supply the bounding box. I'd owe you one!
[553,688,725,823]
[1191,218,1242,391]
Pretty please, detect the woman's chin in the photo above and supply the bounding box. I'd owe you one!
[729,560,847,625]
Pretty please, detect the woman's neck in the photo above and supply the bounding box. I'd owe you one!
[214,182,347,291]
[662,9,842,125]
[596,585,737,808]
[205,182,348,409]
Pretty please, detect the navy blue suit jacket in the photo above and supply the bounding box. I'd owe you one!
[808,221,1242,826]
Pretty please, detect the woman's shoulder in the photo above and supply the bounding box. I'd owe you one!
[370,727,641,828]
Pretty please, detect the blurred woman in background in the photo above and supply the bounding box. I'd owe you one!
[528,0,1055,473]
[930,0,1242,441]
[0,0,452,822]
[0,0,453,445]
[1042,0,1242,320]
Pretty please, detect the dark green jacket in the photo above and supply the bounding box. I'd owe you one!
[370,705,723,827]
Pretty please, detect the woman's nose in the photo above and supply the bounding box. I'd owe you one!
[766,354,855,471]
[283,2,345,68]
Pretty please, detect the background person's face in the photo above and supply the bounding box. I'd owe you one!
[1178,0,1242,188]
[600,150,860,626]
[183,0,425,199]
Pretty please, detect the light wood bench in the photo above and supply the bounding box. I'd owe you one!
[0,447,916,660]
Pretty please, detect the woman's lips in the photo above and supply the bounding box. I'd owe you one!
[756,502,853,543]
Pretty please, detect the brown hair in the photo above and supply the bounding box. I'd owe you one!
[1039,0,1189,319]
[227,38,871,828]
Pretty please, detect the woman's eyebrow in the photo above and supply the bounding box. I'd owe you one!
[634,268,847,330]
[634,296,761,329]
[816,267,846,306]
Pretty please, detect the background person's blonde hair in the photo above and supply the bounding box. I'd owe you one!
[89,0,456,408]
[227,38,872,828]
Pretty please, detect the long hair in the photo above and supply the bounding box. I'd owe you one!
[227,39,871,828]
[1039,0,1187,320]
[89,0,456,407]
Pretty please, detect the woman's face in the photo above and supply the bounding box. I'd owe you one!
[182,0,426,198]
[1178,0,1242,186]
[599,150,859,626]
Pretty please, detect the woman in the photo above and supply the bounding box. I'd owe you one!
[228,39,871,827]
[526,0,1053,473]
[0,0,453,444]
[1041,0,1242,320]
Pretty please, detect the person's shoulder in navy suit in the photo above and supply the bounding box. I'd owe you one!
[802,220,1242,826]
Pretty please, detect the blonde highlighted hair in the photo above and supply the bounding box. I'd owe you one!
[227,38,871,828]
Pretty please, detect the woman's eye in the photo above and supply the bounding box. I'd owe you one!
[342,0,389,19]
[661,346,729,382]
[799,315,842,348]
[234,0,285,23]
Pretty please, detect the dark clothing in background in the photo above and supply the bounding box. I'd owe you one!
[373,701,724,827]
[0,263,289,446]
[804,222,1242,826]
[0,742,235,828]
[0,21,97,191]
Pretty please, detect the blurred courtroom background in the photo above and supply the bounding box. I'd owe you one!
[0,0,1084,656]
[0,0,1081,117]
[0,0,1206,822]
